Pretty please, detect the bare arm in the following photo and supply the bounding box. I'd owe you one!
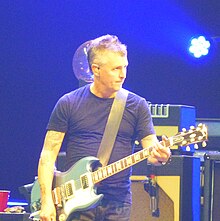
[38,130,65,221]
[141,134,171,165]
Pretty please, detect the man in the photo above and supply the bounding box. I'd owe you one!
[38,35,171,221]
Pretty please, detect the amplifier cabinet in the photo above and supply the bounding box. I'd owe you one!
[130,155,200,221]
[203,152,220,221]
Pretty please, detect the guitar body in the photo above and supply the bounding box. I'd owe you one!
[30,156,103,221]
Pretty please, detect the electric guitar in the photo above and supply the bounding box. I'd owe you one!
[30,124,208,221]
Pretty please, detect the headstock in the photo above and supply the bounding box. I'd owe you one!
[171,123,208,149]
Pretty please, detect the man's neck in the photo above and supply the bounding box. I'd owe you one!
[90,83,117,98]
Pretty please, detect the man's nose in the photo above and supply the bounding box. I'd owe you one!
[119,68,127,78]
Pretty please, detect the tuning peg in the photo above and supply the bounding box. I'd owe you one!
[190,138,195,143]
[202,141,207,147]
[190,126,195,130]
[182,128,186,132]
[194,144,199,149]
[186,146,191,151]
[181,140,187,146]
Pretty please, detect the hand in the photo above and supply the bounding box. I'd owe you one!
[40,198,56,221]
[148,135,171,166]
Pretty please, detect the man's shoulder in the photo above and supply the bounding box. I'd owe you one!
[125,89,146,102]
[61,84,91,99]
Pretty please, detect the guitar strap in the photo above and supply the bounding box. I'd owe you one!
[97,88,128,167]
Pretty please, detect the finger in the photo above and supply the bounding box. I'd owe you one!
[152,147,161,158]
[154,147,170,161]
[162,134,169,141]
[157,142,170,155]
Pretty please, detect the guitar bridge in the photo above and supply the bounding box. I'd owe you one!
[53,186,62,208]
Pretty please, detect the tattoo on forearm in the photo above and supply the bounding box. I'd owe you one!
[39,152,54,169]
[44,131,65,151]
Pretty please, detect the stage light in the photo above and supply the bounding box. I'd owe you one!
[189,36,211,58]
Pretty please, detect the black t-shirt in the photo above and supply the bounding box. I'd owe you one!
[47,84,155,203]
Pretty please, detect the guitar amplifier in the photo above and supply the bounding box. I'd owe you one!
[149,104,196,152]
[202,151,220,221]
[130,155,201,221]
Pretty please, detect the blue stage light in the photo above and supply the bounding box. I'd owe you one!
[189,36,211,58]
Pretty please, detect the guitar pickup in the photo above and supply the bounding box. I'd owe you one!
[63,180,75,200]
[80,174,90,189]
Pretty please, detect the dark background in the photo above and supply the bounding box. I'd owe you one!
[1,0,220,200]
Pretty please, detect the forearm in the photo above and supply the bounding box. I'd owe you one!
[38,130,65,204]
[38,150,56,202]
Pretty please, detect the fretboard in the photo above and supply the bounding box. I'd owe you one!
[92,138,172,184]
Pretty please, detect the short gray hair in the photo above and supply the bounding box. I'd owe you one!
[87,34,127,66]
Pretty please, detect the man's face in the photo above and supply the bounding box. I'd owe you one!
[95,51,128,93]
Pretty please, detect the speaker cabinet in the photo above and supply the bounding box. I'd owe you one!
[203,152,220,221]
[131,181,174,221]
[130,155,200,221]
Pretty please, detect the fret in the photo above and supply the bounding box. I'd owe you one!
[120,160,124,169]
[139,151,144,159]
[114,162,117,172]
[116,161,121,171]
[102,167,107,178]
[135,153,140,161]
[94,171,99,182]
[127,156,132,165]
[143,148,149,157]
[98,170,103,180]
[131,155,135,164]
[107,165,112,175]
[111,164,115,173]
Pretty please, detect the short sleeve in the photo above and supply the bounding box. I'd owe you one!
[135,98,155,141]
[46,95,70,132]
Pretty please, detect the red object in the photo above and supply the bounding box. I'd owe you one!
[0,190,10,212]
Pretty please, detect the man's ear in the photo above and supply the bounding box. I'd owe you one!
[91,64,100,77]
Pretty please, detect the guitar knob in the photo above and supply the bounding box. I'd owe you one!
[59,214,66,221]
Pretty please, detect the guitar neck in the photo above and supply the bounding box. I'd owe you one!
[92,138,172,184]
[91,123,208,184]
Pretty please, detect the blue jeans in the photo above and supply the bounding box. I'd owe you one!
[69,200,131,221]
